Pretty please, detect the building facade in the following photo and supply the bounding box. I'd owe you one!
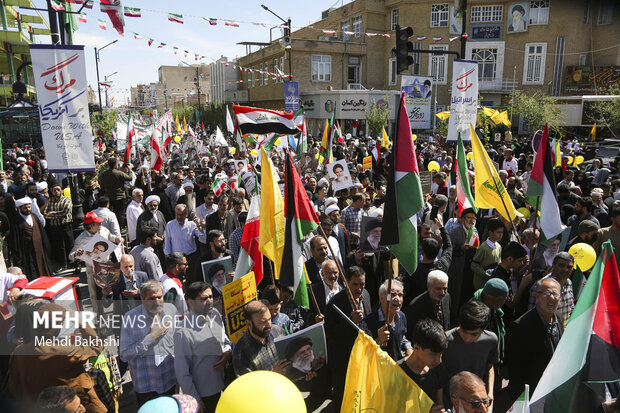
[236,0,619,134]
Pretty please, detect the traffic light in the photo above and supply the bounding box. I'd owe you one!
[395,25,413,74]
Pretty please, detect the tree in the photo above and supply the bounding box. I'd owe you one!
[509,91,564,136]
[90,110,117,140]
[365,96,391,138]
[590,85,620,138]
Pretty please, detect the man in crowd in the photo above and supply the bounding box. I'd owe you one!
[41,183,73,270]
[449,371,493,413]
[102,254,148,315]
[341,194,364,248]
[12,197,51,279]
[308,259,342,320]
[305,235,330,285]
[406,269,451,334]
[126,188,144,245]
[130,226,164,281]
[164,204,205,284]
[99,157,132,226]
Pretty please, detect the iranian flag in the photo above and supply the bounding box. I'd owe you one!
[50,0,64,11]
[100,0,125,36]
[280,150,319,307]
[212,177,226,196]
[150,127,163,171]
[123,112,135,164]
[526,123,565,241]
[78,13,87,23]
[380,91,424,274]
[524,240,620,412]
[456,133,477,215]
[124,6,141,17]
[168,13,183,24]
[234,191,264,285]
[97,19,107,30]
[233,105,298,135]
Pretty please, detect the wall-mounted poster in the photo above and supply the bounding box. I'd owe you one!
[450,5,463,34]
[508,2,529,33]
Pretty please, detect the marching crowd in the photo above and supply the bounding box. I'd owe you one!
[0,130,618,413]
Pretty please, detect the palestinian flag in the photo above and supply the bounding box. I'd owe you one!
[97,19,107,30]
[526,240,620,412]
[123,112,135,164]
[508,385,530,413]
[280,150,319,307]
[233,105,298,135]
[168,13,183,24]
[526,123,565,241]
[234,191,264,285]
[124,6,141,17]
[380,91,424,274]
[212,177,226,196]
[456,133,477,215]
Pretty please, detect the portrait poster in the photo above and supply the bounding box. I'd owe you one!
[508,2,529,33]
[447,59,478,142]
[274,323,328,385]
[92,261,121,289]
[77,234,117,266]
[401,75,433,129]
[222,271,257,343]
[360,216,385,252]
[234,159,248,173]
[326,159,353,192]
[449,5,463,34]
[201,256,234,293]
[29,45,95,172]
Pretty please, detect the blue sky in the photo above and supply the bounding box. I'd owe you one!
[31,0,347,106]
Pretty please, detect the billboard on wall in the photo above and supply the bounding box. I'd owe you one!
[401,75,433,129]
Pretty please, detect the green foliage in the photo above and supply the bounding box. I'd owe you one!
[509,91,564,136]
[200,103,226,131]
[437,118,449,137]
[366,96,391,138]
[590,85,620,137]
[172,106,196,123]
[90,110,117,140]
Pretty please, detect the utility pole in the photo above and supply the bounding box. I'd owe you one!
[94,40,118,113]
[459,0,468,60]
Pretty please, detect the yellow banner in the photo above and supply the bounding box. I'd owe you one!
[362,155,372,170]
[222,272,257,343]
[341,331,434,413]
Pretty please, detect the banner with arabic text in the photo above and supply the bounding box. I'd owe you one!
[30,45,95,172]
[401,75,433,130]
[222,271,257,343]
[447,59,478,142]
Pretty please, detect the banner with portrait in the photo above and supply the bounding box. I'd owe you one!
[222,272,258,343]
[447,60,478,142]
[274,323,328,385]
[29,45,95,172]
[507,2,529,33]
[401,75,433,130]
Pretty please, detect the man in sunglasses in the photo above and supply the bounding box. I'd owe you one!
[449,371,493,412]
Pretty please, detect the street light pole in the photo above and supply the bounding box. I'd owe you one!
[261,5,292,80]
[94,39,118,113]
[104,71,117,108]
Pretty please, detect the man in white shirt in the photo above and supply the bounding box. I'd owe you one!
[92,196,122,238]
[195,191,217,223]
[502,148,519,177]
[126,188,144,244]
[164,204,206,283]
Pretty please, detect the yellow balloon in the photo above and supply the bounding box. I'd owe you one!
[216,371,305,413]
[427,161,440,172]
[63,187,71,200]
[575,155,584,166]
[250,149,258,157]
[174,136,181,143]
[466,152,474,161]
[566,156,573,165]
[412,134,417,141]
[274,138,282,146]
[517,207,531,218]
[231,147,236,155]
[568,242,596,272]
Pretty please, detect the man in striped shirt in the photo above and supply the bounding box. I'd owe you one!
[41,183,73,270]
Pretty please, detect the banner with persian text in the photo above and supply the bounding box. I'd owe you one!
[447,59,478,142]
[401,75,433,129]
[30,45,95,172]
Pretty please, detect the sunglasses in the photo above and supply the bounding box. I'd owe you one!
[459,397,493,409]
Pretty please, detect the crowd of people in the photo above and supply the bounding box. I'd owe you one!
[0,129,618,413]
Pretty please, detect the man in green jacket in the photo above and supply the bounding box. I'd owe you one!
[99,157,132,227]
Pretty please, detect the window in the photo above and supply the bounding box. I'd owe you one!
[597,3,613,25]
[273,58,278,82]
[429,45,448,84]
[471,5,503,22]
[280,56,284,82]
[263,62,269,85]
[530,0,550,25]
[578,54,587,66]
[391,8,399,31]
[431,4,449,27]
[472,48,499,81]
[523,43,547,84]
[353,16,362,38]
[583,0,590,24]
[413,42,421,74]
[388,58,397,85]
[341,20,350,41]
[251,67,255,87]
[348,56,361,84]
[258,63,263,86]
[312,55,331,81]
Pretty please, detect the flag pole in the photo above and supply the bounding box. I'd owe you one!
[488,170,520,241]
[317,225,359,312]
[383,252,394,328]
[307,282,322,317]
[527,196,541,273]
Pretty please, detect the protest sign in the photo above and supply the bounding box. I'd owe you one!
[419,171,433,195]
[76,234,117,267]
[447,59,478,141]
[362,155,372,170]
[222,271,258,343]
[274,323,328,385]
[29,45,95,172]
[401,75,433,129]
[326,159,353,192]
[92,262,121,289]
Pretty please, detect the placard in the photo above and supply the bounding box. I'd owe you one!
[284,81,300,112]
[401,75,433,129]
[30,45,95,172]
[362,155,373,170]
[419,171,433,195]
[274,322,328,384]
[222,272,258,343]
[447,60,479,141]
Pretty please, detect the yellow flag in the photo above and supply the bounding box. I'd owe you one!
[482,106,498,118]
[258,146,285,278]
[491,110,511,127]
[342,331,434,413]
[175,116,182,135]
[470,125,520,223]
[435,111,450,121]
[321,118,329,150]
[381,126,391,148]
[183,117,188,132]
[590,122,596,142]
